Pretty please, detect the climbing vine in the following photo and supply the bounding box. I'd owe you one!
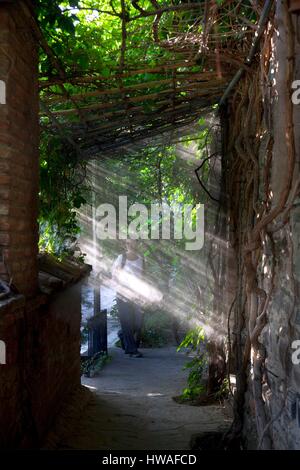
[39,130,90,255]
[31,1,298,448]
[225,3,300,449]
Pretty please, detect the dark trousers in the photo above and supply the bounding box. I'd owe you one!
[117,298,143,354]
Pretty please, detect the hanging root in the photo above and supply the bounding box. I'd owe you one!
[225,2,298,449]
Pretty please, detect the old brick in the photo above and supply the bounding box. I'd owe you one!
[0,174,10,185]
[0,232,10,245]
[0,203,9,216]
[0,0,39,298]
[0,187,9,199]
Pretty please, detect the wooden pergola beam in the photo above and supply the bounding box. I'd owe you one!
[45,80,226,117]
[45,72,227,104]
[39,61,198,89]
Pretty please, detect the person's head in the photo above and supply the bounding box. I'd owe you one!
[125,238,138,255]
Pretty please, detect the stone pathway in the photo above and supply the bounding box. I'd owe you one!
[57,346,232,450]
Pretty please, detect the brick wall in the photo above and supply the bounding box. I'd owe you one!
[0,282,83,448]
[0,1,85,449]
[0,0,39,296]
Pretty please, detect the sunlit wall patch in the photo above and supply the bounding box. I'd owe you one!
[0,80,6,105]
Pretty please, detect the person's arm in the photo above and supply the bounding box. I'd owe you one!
[111,254,122,279]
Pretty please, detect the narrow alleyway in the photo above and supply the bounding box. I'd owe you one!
[2,0,300,452]
[53,347,231,450]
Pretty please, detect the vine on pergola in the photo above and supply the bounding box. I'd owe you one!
[34,0,261,160]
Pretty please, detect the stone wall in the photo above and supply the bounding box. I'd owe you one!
[254,2,300,448]
[0,0,39,296]
[0,283,83,448]
[224,1,300,450]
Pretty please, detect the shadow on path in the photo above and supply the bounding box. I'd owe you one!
[57,347,232,450]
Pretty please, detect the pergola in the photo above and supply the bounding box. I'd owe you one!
[34,1,267,160]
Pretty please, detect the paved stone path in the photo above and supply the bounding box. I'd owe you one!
[57,347,232,450]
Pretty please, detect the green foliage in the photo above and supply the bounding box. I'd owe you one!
[39,131,91,256]
[109,299,119,319]
[114,307,175,348]
[81,323,89,345]
[36,0,214,256]
[177,326,206,350]
[35,0,215,260]
[37,0,176,85]
[214,377,230,401]
[81,352,111,377]
[37,0,80,75]
[103,144,196,205]
[181,382,205,401]
[98,142,200,255]
[177,326,208,401]
[37,0,79,31]
[141,308,174,347]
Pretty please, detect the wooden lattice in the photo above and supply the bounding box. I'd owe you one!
[36,1,262,159]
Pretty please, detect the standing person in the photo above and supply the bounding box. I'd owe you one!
[112,239,145,358]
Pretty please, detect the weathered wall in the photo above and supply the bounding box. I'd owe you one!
[225,1,300,450]
[255,2,300,449]
[0,284,82,448]
[0,0,39,296]
[0,1,84,449]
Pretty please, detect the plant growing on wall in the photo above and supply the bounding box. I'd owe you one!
[177,326,208,401]
[39,130,91,256]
